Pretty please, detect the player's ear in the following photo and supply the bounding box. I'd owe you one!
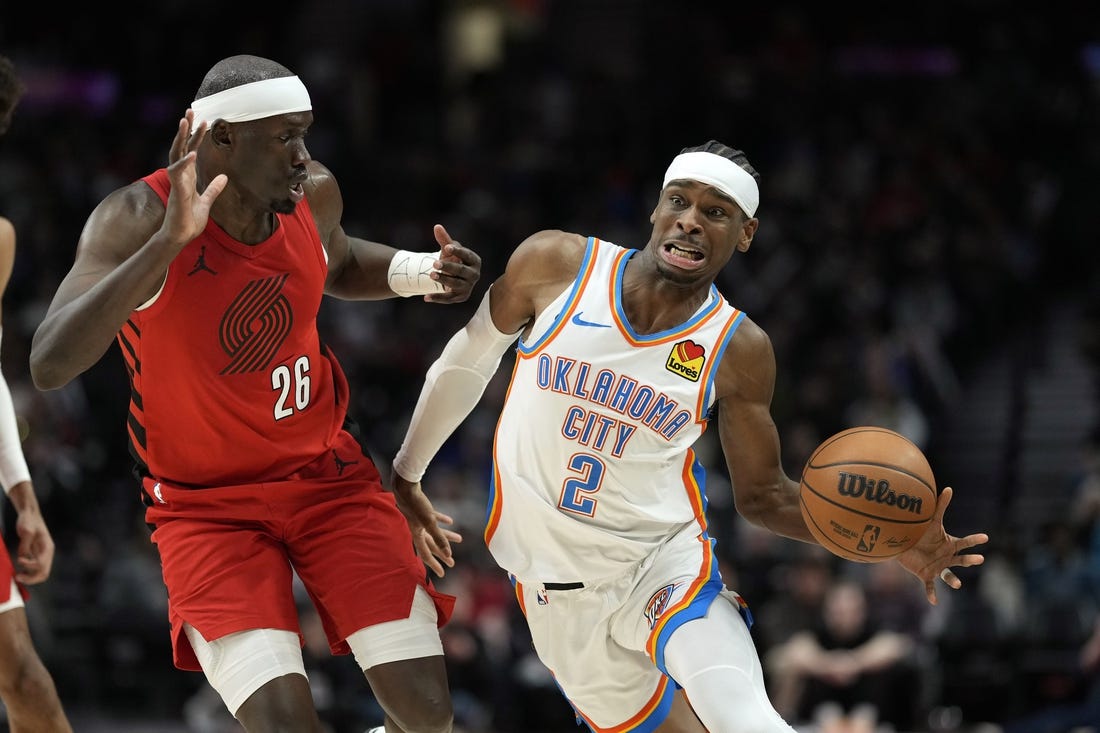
[649,204,658,224]
[209,120,232,147]
[737,217,758,253]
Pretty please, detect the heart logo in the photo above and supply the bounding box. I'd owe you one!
[676,340,705,363]
[667,339,707,382]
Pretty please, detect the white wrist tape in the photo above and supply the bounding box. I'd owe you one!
[0,330,31,494]
[388,250,447,297]
[393,288,521,481]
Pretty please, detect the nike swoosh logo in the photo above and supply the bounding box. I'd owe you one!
[571,312,611,328]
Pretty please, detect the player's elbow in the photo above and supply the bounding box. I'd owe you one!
[29,361,64,391]
[29,347,72,391]
[734,481,787,528]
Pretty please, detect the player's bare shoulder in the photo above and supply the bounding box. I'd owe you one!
[80,179,170,259]
[491,229,585,332]
[300,160,341,242]
[506,229,586,290]
[715,315,777,402]
[302,160,339,211]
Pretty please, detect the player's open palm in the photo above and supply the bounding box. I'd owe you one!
[896,486,989,604]
[168,110,209,166]
[162,116,226,254]
[392,476,462,577]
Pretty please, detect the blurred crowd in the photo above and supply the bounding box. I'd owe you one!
[2,1,1099,731]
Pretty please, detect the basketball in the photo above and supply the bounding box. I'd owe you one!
[799,426,937,562]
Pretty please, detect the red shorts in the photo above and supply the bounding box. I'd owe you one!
[142,430,455,671]
[0,543,30,605]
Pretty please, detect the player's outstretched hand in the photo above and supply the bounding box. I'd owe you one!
[896,486,988,605]
[392,473,462,577]
[163,146,226,254]
[168,109,210,166]
[425,224,482,303]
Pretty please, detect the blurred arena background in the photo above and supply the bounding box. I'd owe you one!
[1,1,1099,731]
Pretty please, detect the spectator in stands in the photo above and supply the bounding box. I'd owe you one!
[766,579,917,732]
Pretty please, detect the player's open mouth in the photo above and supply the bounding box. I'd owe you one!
[664,242,703,261]
[289,181,305,203]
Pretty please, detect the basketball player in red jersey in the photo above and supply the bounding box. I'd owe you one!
[0,52,74,733]
[29,55,479,733]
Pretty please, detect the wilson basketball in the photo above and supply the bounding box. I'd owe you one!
[799,426,937,562]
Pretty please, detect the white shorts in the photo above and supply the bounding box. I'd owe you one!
[513,523,752,731]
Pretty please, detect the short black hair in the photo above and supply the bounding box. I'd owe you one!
[679,140,761,186]
[194,55,295,100]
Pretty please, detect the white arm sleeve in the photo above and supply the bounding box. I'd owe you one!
[393,288,521,482]
[0,329,31,494]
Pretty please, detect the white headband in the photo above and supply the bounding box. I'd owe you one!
[662,151,759,217]
[190,76,312,128]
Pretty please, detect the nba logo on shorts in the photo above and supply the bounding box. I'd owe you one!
[537,589,549,606]
[858,524,880,552]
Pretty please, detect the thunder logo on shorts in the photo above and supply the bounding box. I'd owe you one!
[644,583,679,629]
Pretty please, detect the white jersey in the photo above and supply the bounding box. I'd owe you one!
[487,237,747,584]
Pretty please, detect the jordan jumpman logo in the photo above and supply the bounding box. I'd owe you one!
[188,245,218,276]
[333,450,360,475]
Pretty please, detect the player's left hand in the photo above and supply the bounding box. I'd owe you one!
[13,504,56,585]
[392,474,463,577]
[425,224,482,304]
[896,486,988,605]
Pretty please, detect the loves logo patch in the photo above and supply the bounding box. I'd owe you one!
[666,339,706,382]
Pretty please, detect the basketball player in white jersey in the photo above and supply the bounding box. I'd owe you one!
[0,53,73,732]
[392,141,989,732]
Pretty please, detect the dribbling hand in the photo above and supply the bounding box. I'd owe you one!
[896,486,988,604]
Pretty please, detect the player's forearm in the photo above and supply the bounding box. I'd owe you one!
[738,475,816,543]
[5,481,40,515]
[394,289,519,481]
[325,239,398,300]
[31,237,180,389]
[393,364,489,482]
[0,362,31,491]
[31,303,130,389]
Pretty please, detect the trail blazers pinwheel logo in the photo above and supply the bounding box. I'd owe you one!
[219,274,293,374]
[666,339,706,382]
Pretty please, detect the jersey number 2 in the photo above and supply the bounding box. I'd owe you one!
[558,453,605,517]
[271,355,312,420]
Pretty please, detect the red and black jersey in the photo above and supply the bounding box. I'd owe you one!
[121,168,348,488]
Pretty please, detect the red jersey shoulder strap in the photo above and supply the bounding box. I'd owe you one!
[141,168,170,204]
